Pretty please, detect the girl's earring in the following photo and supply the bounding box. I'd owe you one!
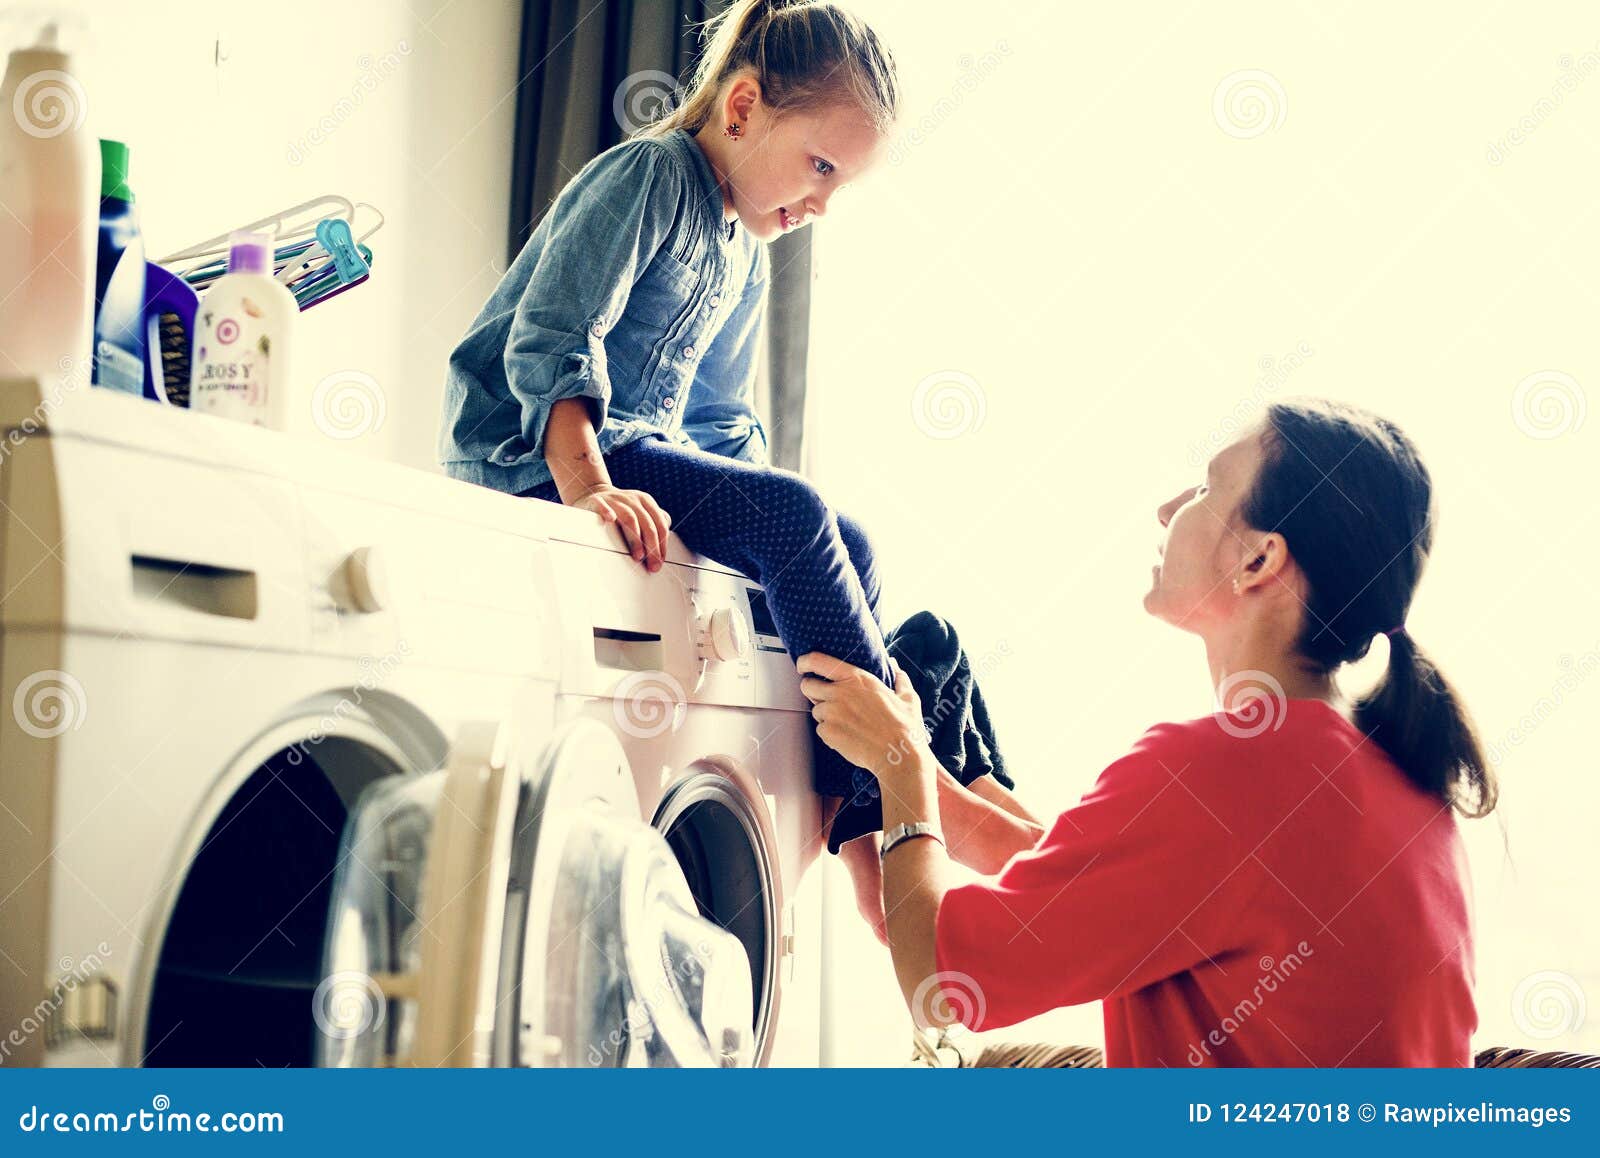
[724,122,742,140]
[1231,578,1240,594]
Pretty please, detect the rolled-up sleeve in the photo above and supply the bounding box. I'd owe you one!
[504,143,684,456]
[933,722,1263,1032]
[683,242,770,464]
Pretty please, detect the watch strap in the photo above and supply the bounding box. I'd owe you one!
[880,821,944,861]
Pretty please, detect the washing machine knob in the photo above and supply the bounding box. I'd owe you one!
[332,545,389,614]
[700,606,751,662]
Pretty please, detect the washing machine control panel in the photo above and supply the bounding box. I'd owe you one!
[328,545,389,614]
[696,605,752,663]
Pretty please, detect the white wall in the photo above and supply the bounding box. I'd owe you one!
[46,0,520,470]
[814,0,1600,1063]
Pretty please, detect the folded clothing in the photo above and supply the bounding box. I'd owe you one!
[827,610,1013,852]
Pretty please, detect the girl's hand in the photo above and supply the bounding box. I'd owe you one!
[570,484,672,572]
[797,653,929,782]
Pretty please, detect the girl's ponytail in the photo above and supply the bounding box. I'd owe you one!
[1355,629,1497,818]
[1240,399,1498,819]
[639,0,897,139]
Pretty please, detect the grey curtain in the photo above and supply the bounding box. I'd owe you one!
[509,0,813,471]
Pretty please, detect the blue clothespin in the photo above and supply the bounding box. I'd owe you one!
[314,217,369,284]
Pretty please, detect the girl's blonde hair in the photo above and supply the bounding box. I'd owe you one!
[638,0,898,139]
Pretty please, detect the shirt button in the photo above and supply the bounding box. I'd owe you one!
[663,396,676,410]
[682,344,697,359]
[708,294,721,308]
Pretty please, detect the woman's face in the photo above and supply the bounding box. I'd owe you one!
[1144,426,1269,631]
[719,77,886,241]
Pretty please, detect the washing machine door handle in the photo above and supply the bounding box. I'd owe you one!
[329,717,747,1069]
[407,719,525,1067]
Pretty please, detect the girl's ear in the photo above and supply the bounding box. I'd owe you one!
[726,71,763,125]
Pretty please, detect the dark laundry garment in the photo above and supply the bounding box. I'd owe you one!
[826,610,1014,853]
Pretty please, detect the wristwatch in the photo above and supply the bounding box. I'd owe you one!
[880,821,945,861]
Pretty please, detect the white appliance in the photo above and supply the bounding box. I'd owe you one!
[0,375,826,1068]
[540,513,828,1066]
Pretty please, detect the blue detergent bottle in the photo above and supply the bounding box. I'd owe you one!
[92,138,147,394]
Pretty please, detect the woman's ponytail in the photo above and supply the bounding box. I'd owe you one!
[1241,399,1498,819]
[1354,629,1497,818]
[638,0,897,139]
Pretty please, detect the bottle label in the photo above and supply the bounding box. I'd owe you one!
[93,340,145,395]
[191,302,273,425]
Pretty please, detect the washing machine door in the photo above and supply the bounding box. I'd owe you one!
[317,718,755,1068]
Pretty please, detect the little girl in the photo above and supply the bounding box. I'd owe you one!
[437,0,900,930]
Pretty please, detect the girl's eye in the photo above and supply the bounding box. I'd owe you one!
[812,157,834,176]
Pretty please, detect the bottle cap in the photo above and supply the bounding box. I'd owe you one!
[100,139,133,201]
[227,230,273,275]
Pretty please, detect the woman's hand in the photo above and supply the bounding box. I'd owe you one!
[569,484,672,572]
[797,653,930,783]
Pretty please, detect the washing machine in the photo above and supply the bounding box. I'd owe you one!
[0,374,821,1068]
[538,507,829,1067]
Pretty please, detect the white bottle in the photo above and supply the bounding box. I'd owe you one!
[189,231,298,430]
[0,21,98,401]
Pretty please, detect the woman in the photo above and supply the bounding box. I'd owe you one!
[799,398,1497,1066]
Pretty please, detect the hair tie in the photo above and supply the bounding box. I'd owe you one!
[1382,624,1407,639]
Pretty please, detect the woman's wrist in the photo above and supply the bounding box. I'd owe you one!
[872,736,936,783]
[879,749,940,832]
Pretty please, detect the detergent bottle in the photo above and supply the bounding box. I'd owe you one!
[189,231,298,430]
[92,138,147,394]
[0,21,97,398]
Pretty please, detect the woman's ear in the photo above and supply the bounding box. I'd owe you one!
[1234,533,1289,593]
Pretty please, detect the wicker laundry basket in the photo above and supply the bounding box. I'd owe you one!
[910,1029,1600,1069]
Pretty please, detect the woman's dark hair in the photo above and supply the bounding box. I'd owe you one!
[639,0,899,139]
[1240,398,1497,818]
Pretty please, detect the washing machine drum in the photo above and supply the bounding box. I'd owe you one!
[316,718,755,1068]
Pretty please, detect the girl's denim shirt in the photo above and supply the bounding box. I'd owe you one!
[437,127,770,496]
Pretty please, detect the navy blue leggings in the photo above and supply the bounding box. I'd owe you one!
[522,436,892,829]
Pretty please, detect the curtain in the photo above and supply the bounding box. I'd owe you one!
[509,0,813,471]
